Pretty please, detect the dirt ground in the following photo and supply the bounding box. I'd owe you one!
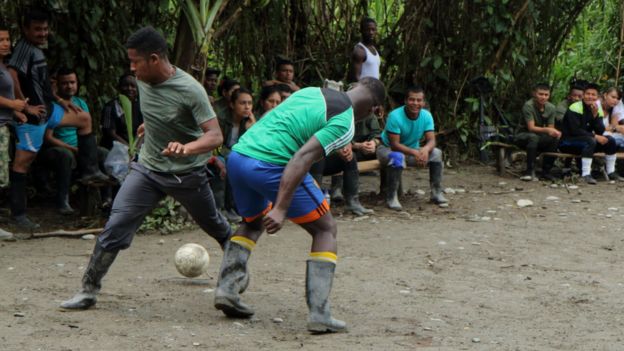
[3,163,624,350]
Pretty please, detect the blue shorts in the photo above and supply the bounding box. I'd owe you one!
[15,103,64,152]
[227,151,329,224]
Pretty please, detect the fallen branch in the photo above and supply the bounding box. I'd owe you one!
[31,228,103,239]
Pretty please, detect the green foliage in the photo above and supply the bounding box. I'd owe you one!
[551,0,623,102]
[140,197,193,234]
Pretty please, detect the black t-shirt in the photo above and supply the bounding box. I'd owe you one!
[100,98,143,149]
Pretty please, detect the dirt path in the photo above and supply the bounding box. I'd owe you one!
[2,164,624,350]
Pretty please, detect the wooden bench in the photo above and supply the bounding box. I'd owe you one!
[488,141,624,176]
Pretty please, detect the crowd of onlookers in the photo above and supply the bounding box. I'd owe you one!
[12,7,622,240]
[512,80,624,185]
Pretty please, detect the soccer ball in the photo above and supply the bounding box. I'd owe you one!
[174,243,210,278]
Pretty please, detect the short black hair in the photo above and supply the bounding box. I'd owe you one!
[219,78,240,97]
[570,78,588,91]
[533,82,551,91]
[275,83,293,94]
[205,67,220,77]
[358,77,386,105]
[23,8,49,28]
[584,82,601,92]
[125,26,168,58]
[406,85,425,96]
[230,87,253,103]
[260,85,281,101]
[118,72,135,87]
[276,58,294,71]
[56,66,76,78]
[360,17,376,31]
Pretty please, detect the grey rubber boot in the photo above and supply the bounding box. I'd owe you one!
[77,134,109,184]
[60,242,119,310]
[58,194,76,215]
[343,169,373,216]
[385,167,403,211]
[214,241,254,318]
[429,162,448,205]
[330,176,344,202]
[306,260,347,333]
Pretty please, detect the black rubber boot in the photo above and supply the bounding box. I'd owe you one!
[330,175,344,202]
[385,167,403,211]
[306,260,347,333]
[60,242,119,310]
[429,162,448,205]
[214,241,254,318]
[77,134,109,184]
[10,171,39,231]
[343,169,373,216]
[58,194,76,215]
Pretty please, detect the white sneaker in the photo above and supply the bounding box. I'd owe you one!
[0,227,14,241]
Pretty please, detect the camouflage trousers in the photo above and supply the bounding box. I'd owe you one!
[0,125,9,188]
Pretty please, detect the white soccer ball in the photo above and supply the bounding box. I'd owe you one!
[174,243,210,278]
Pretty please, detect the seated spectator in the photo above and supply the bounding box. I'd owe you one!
[256,85,281,118]
[601,87,624,149]
[212,88,256,222]
[40,67,111,214]
[513,83,560,181]
[559,82,623,184]
[275,83,293,102]
[203,67,220,105]
[264,57,300,92]
[213,78,240,122]
[101,73,143,150]
[555,81,584,125]
[376,86,448,210]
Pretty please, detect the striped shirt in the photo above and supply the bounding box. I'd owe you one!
[7,39,54,112]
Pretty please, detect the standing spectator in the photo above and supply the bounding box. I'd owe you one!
[101,73,143,150]
[351,17,381,81]
[203,67,220,105]
[8,9,107,229]
[0,24,27,240]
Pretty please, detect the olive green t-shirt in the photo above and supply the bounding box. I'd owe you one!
[516,99,556,134]
[138,68,215,173]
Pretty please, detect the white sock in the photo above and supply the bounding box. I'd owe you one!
[581,158,592,176]
[606,155,616,174]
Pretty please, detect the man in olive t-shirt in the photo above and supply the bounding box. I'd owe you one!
[61,27,231,311]
[513,83,561,181]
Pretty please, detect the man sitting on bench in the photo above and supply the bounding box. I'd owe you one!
[513,83,560,181]
[559,82,623,184]
[376,85,447,210]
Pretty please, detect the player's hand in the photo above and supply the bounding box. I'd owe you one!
[595,135,608,145]
[162,141,188,157]
[263,209,286,234]
[13,111,27,123]
[137,123,145,138]
[338,144,353,162]
[214,157,227,179]
[24,104,46,118]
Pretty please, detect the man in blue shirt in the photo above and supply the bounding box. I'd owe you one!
[377,86,448,210]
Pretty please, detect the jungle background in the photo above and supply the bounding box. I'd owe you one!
[1,0,623,160]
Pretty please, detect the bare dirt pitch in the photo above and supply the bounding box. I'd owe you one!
[3,164,624,350]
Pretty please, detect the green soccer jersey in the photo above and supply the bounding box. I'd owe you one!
[138,68,215,173]
[233,87,355,165]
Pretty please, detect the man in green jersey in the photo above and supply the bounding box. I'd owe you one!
[214,77,385,333]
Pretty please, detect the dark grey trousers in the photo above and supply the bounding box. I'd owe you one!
[98,162,231,251]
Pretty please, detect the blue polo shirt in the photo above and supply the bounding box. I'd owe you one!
[381,106,435,149]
